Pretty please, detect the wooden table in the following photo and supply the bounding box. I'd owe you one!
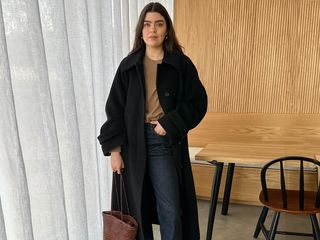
[195,143,320,240]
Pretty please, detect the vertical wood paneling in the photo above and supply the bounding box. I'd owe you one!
[174,0,320,113]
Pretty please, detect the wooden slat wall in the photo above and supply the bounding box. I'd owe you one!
[174,0,320,113]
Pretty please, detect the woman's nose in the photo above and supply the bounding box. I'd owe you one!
[150,24,156,32]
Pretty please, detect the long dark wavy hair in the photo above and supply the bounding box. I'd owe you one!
[130,2,183,54]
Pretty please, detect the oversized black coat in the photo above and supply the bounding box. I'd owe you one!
[98,47,207,240]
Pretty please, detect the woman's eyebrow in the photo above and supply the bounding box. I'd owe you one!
[144,20,165,23]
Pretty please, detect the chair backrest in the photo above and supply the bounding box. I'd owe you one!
[261,156,320,210]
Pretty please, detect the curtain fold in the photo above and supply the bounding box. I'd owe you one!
[0,198,8,239]
[0,3,34,239]
[2,0,69,239]
[0,0,173,239]
[39,0,89,239]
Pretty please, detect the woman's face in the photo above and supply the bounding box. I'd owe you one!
[142,12,167,50]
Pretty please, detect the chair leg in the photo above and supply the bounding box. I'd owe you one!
[253,206,269,238]
[312,221,317,240]
[206,161,223,240]
[310,214,320,240]
[221,163,235,215]
[268,212,280,240]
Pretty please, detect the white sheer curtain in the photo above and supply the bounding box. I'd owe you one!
[0,0,173,240]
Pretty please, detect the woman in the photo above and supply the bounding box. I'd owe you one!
[98,2,207,239]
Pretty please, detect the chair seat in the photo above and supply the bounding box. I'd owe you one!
[259,189,320,214]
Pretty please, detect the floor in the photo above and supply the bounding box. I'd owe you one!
[152,200,313,239]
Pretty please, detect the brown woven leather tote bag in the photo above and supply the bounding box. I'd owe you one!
[102,173,138,240]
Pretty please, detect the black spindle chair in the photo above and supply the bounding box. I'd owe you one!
[253,156,320,240]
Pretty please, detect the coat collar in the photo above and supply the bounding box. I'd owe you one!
[121,47,182,72]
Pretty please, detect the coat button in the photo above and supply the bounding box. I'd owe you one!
[164,92,170,97]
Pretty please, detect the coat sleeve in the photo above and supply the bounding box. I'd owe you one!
[97,66,127,156]
[158,56,207,141]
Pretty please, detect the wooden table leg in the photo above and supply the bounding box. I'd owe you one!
[206,161,224,240]
[221,163,235,215]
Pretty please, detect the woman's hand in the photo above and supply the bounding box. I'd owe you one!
[110,152,124,174]
[150,120,167,136]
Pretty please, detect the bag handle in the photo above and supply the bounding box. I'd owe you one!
[112,172,130,220]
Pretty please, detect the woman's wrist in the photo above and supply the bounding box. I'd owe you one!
[111,151,121,156]
[110,146,121,154]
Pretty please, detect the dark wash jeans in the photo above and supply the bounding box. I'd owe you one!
[142,123,183,240]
